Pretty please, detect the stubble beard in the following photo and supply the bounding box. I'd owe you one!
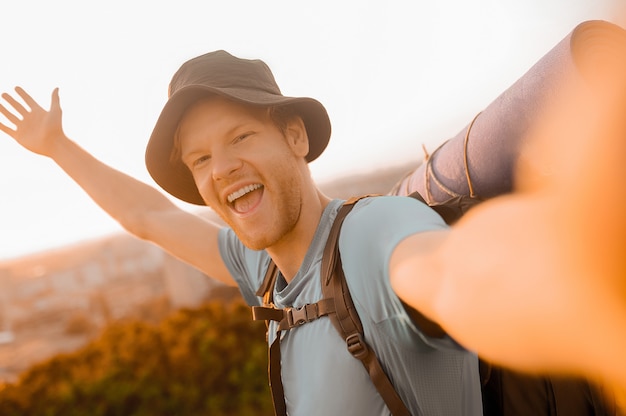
[219,168,303,251]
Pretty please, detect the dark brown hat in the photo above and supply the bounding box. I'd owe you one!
[145,50,331,205]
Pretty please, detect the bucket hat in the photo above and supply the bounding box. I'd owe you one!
[145,50,331,205]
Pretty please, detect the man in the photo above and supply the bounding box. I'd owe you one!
[0,50,482,415]
[3,38,626,413]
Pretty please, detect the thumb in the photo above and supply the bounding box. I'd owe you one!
[50,88,62,113]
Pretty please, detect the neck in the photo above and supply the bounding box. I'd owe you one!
[267,189,331,282]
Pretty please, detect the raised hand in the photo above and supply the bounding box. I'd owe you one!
[0,87,66,157]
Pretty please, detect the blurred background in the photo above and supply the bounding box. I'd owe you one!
[0,1,620,414]
[0,0,618,261]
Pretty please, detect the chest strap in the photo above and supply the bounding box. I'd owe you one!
[251,196,410,416]
[252,299,335,330]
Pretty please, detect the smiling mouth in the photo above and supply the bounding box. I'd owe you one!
[227,183,263,203]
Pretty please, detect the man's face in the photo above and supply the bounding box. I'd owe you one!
[178,96,309,250]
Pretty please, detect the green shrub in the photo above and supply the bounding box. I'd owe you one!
[0,299,272,416]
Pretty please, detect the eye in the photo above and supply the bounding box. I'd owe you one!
[191,154,211,168]
[233,132,253,143]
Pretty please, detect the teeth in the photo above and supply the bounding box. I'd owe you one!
[227,184,262,203]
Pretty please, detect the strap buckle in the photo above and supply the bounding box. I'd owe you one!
[286,304,318,327]
[346,333,369,360]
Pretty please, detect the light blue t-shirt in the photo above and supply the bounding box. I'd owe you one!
[219,196,483,416]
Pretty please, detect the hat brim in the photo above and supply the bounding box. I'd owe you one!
[145,85,331,205]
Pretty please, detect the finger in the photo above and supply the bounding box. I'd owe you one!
[50,87,61,113]
[0,92,29,116]
[0,121,16,137]
[14,86,41,112]
[0,102,21,126]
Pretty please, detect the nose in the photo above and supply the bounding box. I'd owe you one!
[211,148,243,181]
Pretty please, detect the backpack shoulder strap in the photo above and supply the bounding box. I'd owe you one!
[256,259,278,304]
[251,195,411,416]
[408,190,482,225]
[321,196,411,416]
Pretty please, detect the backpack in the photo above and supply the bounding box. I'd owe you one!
[251,193,618,416]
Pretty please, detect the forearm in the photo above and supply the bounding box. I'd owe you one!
[391,194,626,391]
[48,134,177,237]
[391,195,583,367]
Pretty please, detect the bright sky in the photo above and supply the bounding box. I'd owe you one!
[0,0,618,261]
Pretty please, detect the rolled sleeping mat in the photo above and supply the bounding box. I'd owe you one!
[389,19,626,203]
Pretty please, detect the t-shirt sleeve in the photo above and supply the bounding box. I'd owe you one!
[339,196,463,350]
[218,227,268,306]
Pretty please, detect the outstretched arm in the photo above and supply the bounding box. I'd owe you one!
[389,58,626,393]
[0,87,234,285]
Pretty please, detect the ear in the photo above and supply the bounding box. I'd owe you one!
[285,116,309,158]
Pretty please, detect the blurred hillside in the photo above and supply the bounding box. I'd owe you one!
[0,161,419,383]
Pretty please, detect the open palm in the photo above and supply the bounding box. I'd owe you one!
[0,87,65,156]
